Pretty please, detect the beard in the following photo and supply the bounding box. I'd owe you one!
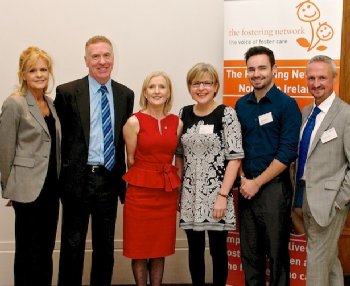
[250,76,273,91]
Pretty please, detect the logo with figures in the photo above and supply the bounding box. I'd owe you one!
[296,0,334,51]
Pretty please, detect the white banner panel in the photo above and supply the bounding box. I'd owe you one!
[224,0,343,109]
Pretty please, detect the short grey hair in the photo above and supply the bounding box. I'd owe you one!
[307,55,337,77]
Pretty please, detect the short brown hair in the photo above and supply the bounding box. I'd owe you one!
[85,35,113,52]
[186,63,220,97]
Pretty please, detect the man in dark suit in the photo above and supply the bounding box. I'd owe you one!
[294,55,350,286]
[54,35,134,286]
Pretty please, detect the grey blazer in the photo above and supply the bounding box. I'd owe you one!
[303,96,350,227]
[0,92,61,202]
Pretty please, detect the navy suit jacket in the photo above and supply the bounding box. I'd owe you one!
[54,76,134,203]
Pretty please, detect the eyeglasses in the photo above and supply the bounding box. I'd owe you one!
[191,81,214,89]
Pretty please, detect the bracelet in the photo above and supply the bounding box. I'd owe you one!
[218,192,229,199]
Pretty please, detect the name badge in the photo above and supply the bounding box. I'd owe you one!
[321,127,337,143]
[258,112,273,126]
[199,125,214,134]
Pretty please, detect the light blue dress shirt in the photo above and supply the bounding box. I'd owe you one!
[87,76,115,165]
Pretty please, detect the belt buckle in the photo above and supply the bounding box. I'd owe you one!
[91,166,99,173]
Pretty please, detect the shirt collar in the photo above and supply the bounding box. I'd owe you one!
[88,75,112,94]
[247,84,277,103]
[313,92,335,114]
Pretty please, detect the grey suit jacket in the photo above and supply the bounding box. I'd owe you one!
[303,96,350,227]
[0,92,61,202]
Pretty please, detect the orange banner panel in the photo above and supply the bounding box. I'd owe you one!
[226,232,307,286]
[223,59,340,110]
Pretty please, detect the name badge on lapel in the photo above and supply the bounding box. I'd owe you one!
[321,127,337,143]
[199,125,214,134]
[258,112,273,126]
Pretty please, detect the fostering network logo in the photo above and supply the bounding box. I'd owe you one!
[296,0,334,51]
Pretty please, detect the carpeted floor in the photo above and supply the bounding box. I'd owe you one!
[109,276,350,286]
[345,275,350,286]
[112,278,350,286]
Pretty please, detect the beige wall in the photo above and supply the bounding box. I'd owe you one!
[0,1,222,285]
[1,0,349,285]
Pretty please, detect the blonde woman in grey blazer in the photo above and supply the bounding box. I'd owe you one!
[0,47,61,286]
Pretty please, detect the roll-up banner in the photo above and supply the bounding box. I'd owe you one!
[224,1,343,285]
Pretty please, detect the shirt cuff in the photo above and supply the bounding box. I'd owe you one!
[334,201,341,210]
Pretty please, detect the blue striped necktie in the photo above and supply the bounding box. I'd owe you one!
[100,85,115,171]
[296,106,321,181]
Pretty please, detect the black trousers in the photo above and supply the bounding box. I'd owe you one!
[185,229,228,286]
[238,179,292,286]
[13,186,59,286]
[58,169,118,286]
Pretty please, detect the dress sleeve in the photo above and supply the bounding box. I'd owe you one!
[222,106,244,160]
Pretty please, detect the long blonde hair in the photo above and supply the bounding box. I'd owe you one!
[16,46,54,96]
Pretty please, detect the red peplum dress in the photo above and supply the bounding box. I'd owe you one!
[122,112,180,259]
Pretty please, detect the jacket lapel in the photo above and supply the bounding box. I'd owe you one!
[26,92,49,135]
[301,105,313,128]
[46,96,62,142]
[47,96,62,175]
[111,80,123,144]
[75,77,91,147]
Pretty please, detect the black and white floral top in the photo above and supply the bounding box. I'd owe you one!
[176,104,244,231]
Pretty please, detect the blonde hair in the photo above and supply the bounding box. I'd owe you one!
[139,71,173,114]
[186,62,220,97]
[16,46,54,96]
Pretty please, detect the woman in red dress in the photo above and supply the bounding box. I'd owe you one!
[122,71,183,286]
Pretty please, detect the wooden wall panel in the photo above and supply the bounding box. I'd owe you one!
[340,0,350,102]
[339,0,350,275]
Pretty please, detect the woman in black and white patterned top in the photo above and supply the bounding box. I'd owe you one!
[175,63,244,286]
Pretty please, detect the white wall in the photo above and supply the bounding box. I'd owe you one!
[0,1,223,285]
